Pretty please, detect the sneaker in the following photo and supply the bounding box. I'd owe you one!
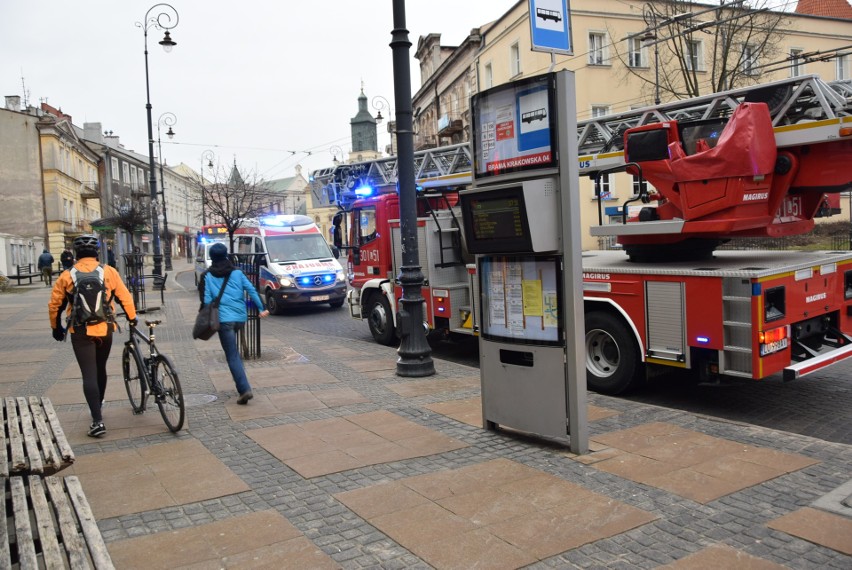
[236,391,253,405]
[87,422,106,438]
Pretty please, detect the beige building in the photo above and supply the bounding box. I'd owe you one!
[412,0,852,249]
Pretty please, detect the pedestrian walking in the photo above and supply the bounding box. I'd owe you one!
[198,242,269,404]
[60,248,74,271]
[37,248,55,286]
[48,235,137,438]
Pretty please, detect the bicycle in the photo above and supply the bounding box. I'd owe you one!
[121,319,185,432]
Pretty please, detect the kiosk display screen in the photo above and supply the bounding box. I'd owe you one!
[460,186,533,254]
[472,73,557,179]
[479,255,563,346]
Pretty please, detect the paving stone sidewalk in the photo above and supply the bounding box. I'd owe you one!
[1,277,850,569]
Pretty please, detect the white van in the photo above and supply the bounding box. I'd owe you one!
[233,215,346,314]
[193,240,227,286]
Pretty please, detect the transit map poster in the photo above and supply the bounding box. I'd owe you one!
[472,74,556,179]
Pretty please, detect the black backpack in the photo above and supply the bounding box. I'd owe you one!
[68,265,113,328]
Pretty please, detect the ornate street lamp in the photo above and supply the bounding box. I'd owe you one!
[329,145,344,166]
[199,150,215,226]
[156,111,176,270]
[642,5,661,106]
[136,3,178,277]
[372,95,397,155]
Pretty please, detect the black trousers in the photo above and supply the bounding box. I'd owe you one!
[71,330,113,423]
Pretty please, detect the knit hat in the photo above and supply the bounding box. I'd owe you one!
[209,242,228,261]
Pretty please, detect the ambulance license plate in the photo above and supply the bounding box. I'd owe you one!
[759,338,788,356]
[310,295,330,302]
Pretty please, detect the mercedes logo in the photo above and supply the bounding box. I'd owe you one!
[313,275,323,286]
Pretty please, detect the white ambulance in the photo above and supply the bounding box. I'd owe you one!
[233,215,346,314]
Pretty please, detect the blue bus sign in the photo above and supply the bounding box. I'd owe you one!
[529,0,572,55]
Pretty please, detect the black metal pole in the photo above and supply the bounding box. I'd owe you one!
[391,0,434,377]
[144,32,162,277]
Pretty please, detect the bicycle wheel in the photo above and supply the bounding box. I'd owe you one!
[122,344,146,413]
[153,354,185,432]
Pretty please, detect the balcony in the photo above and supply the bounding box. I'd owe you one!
[414,134,437,151]
[437,114,464,137]
[79,181,100,202]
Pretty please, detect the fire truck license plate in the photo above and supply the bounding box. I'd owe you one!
[310,295,330,302]
[760,338,788,356]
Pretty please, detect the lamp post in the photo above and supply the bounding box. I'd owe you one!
[642,4,661,106]
[156,111,176,270]
[391,0,434,376]
[199,150,215,226]
[372,95,396,155]
[137,3,178,277]
[330,145,343,166]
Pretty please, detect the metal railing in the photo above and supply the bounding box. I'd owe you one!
[122,253,165,313]
[229,253,264,360]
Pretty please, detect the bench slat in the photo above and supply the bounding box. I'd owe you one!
[29,396,61,472]
[16,396,44,475]
[44,476,90,569]
[65,476,115,569]
[28,476,66,569]
[0,476,10,569]
[0,400,8,478]
[10,477,38,569]
[41,397,75,465]
[6,397,27,473]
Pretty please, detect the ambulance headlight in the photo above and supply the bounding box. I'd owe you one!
[336,270,345,283]
[279,276,295,287]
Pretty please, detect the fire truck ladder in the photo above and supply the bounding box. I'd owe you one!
[312,74,850,204]
[576,73,852,176]
[419,192,465,268]
[314,143,473,209]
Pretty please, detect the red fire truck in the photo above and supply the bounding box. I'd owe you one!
[313,74,852,394]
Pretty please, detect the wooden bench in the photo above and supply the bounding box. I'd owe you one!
[2,475,114,569]
[7,264,39,285]
[2,397,75,477]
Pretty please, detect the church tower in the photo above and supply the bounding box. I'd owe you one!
[349,87,380,162]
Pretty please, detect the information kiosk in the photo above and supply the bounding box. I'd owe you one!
[460,71,587,453]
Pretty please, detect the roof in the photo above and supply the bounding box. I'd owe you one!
[795,0,852,19]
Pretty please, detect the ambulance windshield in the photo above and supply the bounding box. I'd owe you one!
[266,234,333,262]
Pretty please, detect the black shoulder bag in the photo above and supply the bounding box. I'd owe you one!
[192,271,232,340]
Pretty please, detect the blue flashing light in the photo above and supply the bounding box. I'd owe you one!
[752,283,761,296]
[297,274,336,286]
[354,185,374,197]
[696,336,710,344]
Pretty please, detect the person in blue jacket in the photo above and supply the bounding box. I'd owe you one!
[199,242,269,404]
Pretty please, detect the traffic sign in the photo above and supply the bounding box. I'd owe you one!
[529,0,572,55]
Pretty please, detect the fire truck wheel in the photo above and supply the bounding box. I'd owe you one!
[585,311,641,395]
[368,295,396,345]
[266,290,284,315]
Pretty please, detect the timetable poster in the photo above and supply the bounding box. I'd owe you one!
[480,255,561,345]
[473,76,555,178]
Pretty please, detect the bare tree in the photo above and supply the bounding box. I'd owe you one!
[201,164,272,250]
[611,1,790,102]
[112,206,150,250]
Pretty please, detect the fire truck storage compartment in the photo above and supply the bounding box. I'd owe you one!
[645,281,687,363]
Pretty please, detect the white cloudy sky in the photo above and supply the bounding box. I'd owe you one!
[1,0,512,182]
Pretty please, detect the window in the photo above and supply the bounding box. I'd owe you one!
[357,206,378,246]
[111,158,119,180]
[789,48,804,77]
[122,162,130,184]
[742,44,759,76]
[484,63,493,88]
[632,177,648,198]
[589,32,606,65]
[685,40,704,72]
[838,55,850,80]
[130,166,138,190]
[510,43,521,76]
[628,37,646,68]
[592,105,610,118]
[595,174,613,200]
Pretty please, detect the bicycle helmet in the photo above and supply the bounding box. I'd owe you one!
[73,234,100,257]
